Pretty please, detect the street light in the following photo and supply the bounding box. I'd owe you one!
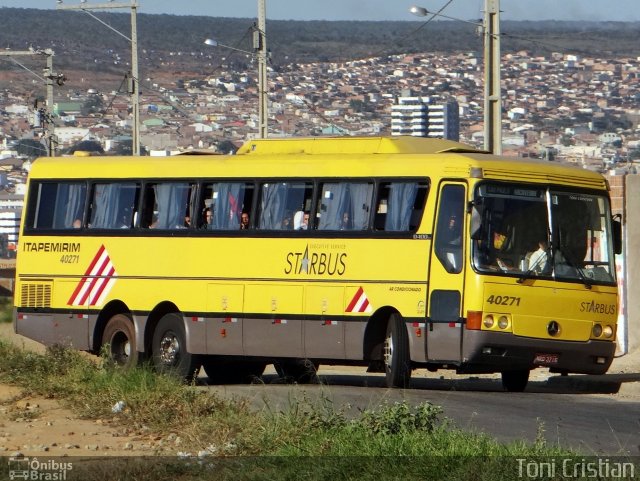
[204,39,254,56]
[204,0,268,139]
[204,29,268,139]
[57,1,141,155]
[410,1,502,154]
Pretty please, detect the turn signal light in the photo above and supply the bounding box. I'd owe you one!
[466,311,483,330]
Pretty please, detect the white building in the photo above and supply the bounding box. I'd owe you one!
[391,97,459,141]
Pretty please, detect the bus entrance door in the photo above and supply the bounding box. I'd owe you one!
[426,183,466,363]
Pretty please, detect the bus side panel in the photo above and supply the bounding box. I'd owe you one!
[243,284,303,357]
[344,321,367,360]
[304,285,345,359]
[205,284,244,355]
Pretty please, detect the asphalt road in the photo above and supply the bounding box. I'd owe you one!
[201,369,640,456]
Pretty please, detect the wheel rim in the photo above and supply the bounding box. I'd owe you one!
[111,331,131,364]
[158,331,180,366]
[383,332,394,370]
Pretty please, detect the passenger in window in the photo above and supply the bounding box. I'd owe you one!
[202,208,212,229]
[72,219,82,229]
[119,208,132,229]
[340,212,352,230]
[184,215,191,228]
[281,215,292,230]
[525,239,549,274]
[444,215,461,246]
[240,212,249,230]
[294,211,309,230]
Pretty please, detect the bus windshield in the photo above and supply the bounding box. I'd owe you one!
[472,182,616,285]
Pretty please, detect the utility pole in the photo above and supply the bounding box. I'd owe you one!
[255,0,268,138]
[483,0,502,154]
[0,49,63,156]
[57,1,141,155]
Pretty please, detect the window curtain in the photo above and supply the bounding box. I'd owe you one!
[53,183,86,229]
[385,182,417,231]
[212,183,244,230]
[317,183,371,230]
[259,183,288,230]
[155,183,190,229]
[90,184,137,229]
[90,184,118,229]
[349,183,372,230]
[318,183,347,230]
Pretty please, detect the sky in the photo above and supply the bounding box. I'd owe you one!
[0,0,639,22]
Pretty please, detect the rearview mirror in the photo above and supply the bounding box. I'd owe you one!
[612,216,622,255]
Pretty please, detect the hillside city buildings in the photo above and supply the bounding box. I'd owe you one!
[0,49,639,255]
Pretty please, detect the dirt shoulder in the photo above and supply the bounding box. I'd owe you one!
[0,323,179,457]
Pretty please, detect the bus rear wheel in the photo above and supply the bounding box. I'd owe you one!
[102,314,138,368]
[383,313,411,388]
[501,369,530,392]
[151,313,201,381]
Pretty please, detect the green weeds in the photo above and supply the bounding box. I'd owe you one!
[0,340,579,480]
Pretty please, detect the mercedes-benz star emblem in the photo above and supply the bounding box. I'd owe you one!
[547,320,560,336]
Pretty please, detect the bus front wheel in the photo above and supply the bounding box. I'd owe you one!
[501,370,530,392]
[102,314,138,368]
[151,313,201,381]
[383,313,411,388]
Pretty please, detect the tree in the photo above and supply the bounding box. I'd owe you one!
[66,140,104,155]
[559,134,574,147]
[15,139,47,158]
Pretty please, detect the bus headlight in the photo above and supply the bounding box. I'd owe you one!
[592,323,603,338]
[497,315,509,330]
[602,325,614,338]
[483,315,494,328]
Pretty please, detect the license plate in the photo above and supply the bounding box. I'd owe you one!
[534,353,559,365]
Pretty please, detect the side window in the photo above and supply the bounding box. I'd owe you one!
[434,184,465,274]
[258,181,313,231]
[317,182,373,231]
[25,182,87,230]
[88,182,139,230]
[198,182,254,230]
[141,182,194,230]
[374,181,429,232]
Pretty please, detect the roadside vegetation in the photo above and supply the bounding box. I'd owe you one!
[0,339,581,480]
[0,296,12,323]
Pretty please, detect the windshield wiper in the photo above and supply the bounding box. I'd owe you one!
[556,249,592,289]
[517,246,551,284]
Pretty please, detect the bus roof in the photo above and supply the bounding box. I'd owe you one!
[28,136,607,191]
[236,136,486,156]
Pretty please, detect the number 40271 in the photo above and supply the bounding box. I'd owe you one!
[486,295,521,306]
[60,254,79,264]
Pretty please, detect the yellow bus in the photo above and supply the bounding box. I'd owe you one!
[13,136,621,391]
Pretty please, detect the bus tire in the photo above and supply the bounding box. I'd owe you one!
[384,313,411,388]
[102,314,138,368]
[202,358,266,384]
[151,313,201,381]
[274,359,319,384]
[501,370,529,392]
